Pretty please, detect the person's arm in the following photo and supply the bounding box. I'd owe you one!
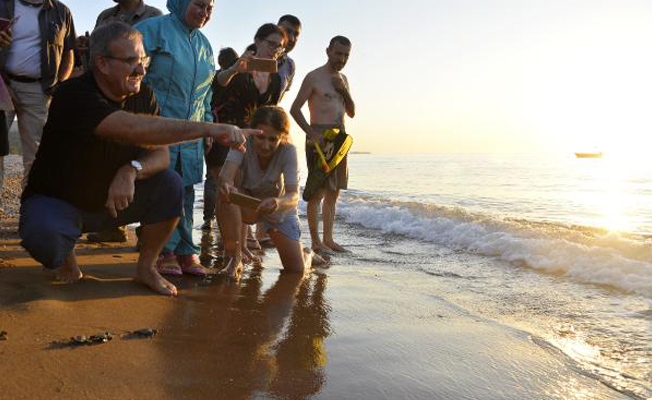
[104,146,169,218]
[95,111,259,151]
[333,74,355,118]
[57,49,74,82]
[218,160,239,202]
[290,73,321,145]
[217,52,251,87]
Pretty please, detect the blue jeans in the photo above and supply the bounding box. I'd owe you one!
[19,169,183,269]
[162,184,199,256]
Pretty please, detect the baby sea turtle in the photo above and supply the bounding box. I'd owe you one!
[0,331,7,341]
[133,328,158,338]
[122,328,158,339]
[68,332,113,346]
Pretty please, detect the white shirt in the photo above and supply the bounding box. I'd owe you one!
[5,0,42,78]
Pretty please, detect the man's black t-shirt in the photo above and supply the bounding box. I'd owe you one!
[24,72,160,212]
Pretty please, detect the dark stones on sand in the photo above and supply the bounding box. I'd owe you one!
[0,331,7,341]
[122,328,158,339]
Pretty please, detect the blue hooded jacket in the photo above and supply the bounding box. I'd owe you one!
[135,0,215,185]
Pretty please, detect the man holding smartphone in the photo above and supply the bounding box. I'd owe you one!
[0,0,76,193]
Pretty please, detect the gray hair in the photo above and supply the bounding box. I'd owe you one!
[89,21,143,70]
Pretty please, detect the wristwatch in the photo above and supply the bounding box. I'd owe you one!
[130,160,143,175]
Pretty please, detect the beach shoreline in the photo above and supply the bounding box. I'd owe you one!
[0,217,633,399]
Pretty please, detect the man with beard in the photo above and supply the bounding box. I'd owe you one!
[290,36,355,254]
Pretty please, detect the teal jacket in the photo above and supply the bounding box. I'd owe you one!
[135,0,215,185]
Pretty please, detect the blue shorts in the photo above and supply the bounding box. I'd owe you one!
[260,212,301,241]
[19,169,184,270]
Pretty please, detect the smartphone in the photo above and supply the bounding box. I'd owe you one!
[246,57,278,73]
[0,16,19,32]
[228,192,261,209]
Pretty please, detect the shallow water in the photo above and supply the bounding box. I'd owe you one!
[191,152,652,399]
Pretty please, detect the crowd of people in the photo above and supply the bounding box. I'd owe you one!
[0,0,356,296]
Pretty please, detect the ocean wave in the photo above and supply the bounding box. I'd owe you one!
[334,194,652,298]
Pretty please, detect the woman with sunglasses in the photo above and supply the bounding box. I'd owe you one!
[135,0,215,276]
[218,106,324,280]
[206,23,287,261]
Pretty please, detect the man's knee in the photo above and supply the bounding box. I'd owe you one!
[153,169,184,200]
[19,202,80,269]
[324,188,340,203]
[137,169,184,225]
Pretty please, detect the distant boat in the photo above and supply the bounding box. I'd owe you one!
[575,152,603,158]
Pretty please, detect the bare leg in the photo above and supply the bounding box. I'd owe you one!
[241,224,261,263]
[217,200,245,281]
[268,229,310,274]
[323,188,346,252]
[210,166,225,248]
[136,218,180,296]
[246,225,261,250]
[53,250,83,283]
[307,188,332,254]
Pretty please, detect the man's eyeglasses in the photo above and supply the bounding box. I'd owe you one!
[105,55,151,69]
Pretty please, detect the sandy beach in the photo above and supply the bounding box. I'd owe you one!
[0,156,638,400]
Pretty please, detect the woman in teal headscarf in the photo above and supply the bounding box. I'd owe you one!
[135,0,215,276]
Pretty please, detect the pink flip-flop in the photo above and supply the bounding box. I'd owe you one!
[155,253,183,276]
[177,255,208,276]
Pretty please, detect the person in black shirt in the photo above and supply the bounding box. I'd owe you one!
[19,22,257,296]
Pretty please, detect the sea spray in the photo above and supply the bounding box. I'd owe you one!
[328,194,652,298]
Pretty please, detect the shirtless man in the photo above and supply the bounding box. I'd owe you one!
[290,36,355,254]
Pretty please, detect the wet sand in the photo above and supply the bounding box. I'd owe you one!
[0,217,630,400]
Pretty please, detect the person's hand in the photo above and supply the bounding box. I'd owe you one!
[105,165,137,218]
[219,182,236,202]
[256,197,279,214]
[0,29,13,48]
[232,51,253,74]
[208,124,262,152]
[307,129,324,148]
[332,74,348,95]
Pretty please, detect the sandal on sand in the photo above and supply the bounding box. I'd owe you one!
[156,253,182,276]
[177,255,208,276]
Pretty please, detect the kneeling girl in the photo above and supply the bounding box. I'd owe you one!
[218,106,318,279]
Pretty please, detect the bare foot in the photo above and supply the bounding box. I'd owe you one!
[310,251,330,267]
[136,267,178,296]
[324,239,347,253]
[53,262,83,283]
[312,242,334,255]
[242,246,261,264]
[302,248,314,271]
[221,257,244,281]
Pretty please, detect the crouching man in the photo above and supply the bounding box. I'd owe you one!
[19,22,256,296]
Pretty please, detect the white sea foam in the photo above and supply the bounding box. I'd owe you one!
[334,195,652,298]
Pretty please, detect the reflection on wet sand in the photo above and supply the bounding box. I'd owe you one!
[159,254,332,399]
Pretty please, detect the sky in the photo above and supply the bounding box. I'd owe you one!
[64,0,652,154]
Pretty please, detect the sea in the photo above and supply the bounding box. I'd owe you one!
[195,152,652,399]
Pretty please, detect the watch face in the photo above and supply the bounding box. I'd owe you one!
[131,160,143,171]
